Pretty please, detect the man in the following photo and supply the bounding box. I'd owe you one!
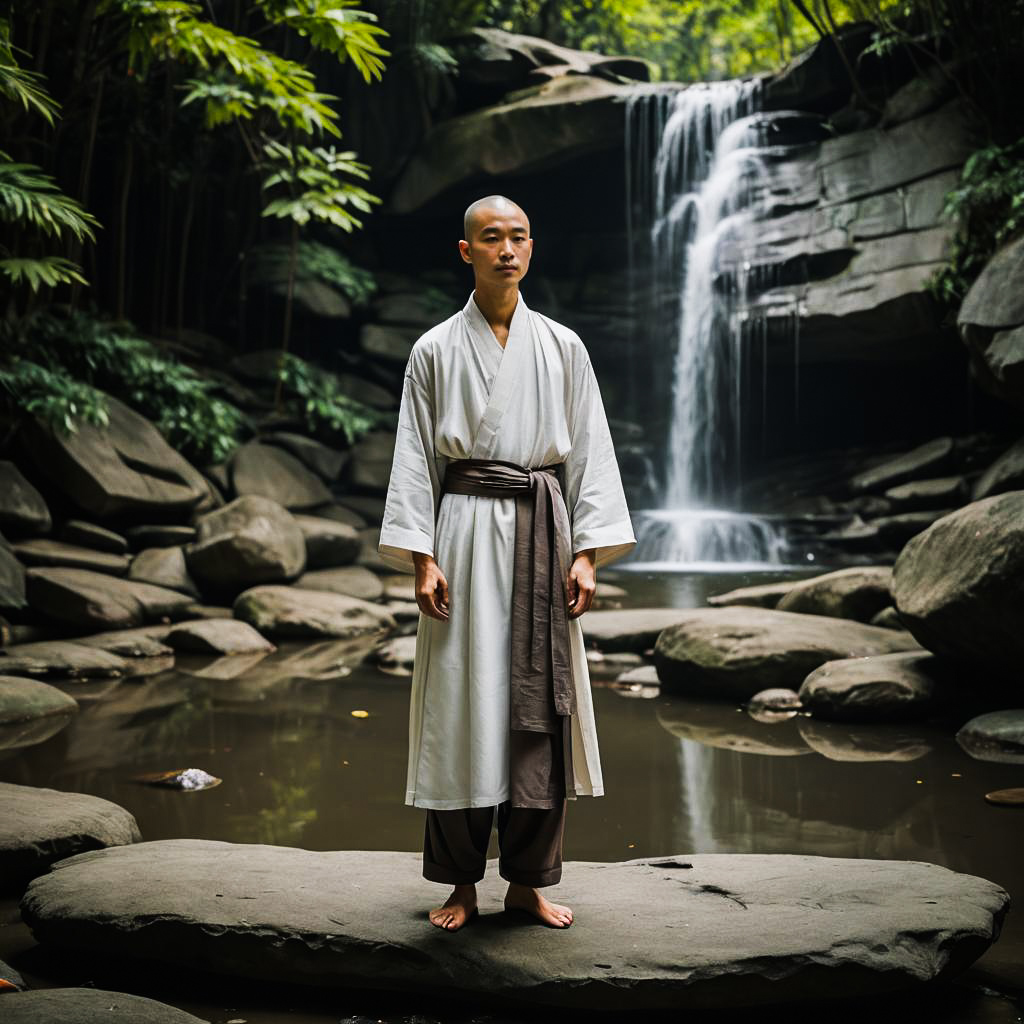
[378,195,635,931]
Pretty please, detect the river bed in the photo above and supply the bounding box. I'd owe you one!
[1,568,1021,1023]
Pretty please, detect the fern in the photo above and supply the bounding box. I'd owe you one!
[0,18,60,124]
[0,359,110,435]
[247,241,377,303]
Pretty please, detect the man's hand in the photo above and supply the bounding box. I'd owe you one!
[567,548,597,619]
[413,552,450,622]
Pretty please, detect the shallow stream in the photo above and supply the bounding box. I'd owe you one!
[2,568,1021,1023]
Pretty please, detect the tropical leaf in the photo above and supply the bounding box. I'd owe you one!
[0,153,100,242]
[0,256,89,291]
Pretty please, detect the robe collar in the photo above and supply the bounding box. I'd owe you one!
[462,290,530,354]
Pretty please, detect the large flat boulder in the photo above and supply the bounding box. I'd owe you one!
[0,640,129,679]
[295,565,385,601]
[653,607,921,699]
[891,492,1024,679]
[775,566,892,622]
[849,437,954,494]
[972,436,1024,499]
[0,782,140,894]
[2,988,208,1023]
[186,495,306,593]
[233,585,395,639]
[164,618,274,656]
[706,580,797,608]
[20,840,1008,1009]
[18,394,213,519]
[25,567,193,631]
[12,538,131,576]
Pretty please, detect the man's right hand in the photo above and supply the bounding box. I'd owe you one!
[413,552,450,621]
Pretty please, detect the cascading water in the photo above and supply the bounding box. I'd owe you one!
[624,80,797,570]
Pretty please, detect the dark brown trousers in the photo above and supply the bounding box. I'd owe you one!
[423,798,567,888]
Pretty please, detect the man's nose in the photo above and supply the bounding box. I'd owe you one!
[499,239,514,258]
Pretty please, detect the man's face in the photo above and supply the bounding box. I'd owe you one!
[459,207,533,287]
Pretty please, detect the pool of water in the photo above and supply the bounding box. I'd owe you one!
[1,568,1021,1023]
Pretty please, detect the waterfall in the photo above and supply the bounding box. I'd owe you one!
[624,80,796,570]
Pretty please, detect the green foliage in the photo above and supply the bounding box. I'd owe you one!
[277,352,388,444]
[929,137,1024,305]
[0,153,99,243]
[260,139,380,232]
[248,241,377,303]
[0,17,59,123]
[256,0,390,82]
[0,358,109,435]
[3,311,246,461]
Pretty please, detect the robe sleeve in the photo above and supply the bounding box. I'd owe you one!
[562,348,636,569]
[378,347,442,573]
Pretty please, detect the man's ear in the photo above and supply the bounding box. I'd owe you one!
[458,240,472,263]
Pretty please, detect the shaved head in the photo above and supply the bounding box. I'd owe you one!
[463,195,529,239]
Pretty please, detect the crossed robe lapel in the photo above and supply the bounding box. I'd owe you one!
[463,292,532,460]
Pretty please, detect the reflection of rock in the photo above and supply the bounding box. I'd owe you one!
[798,717,933,761]
[187,495,306,593]
[22,840,1007,1008]
[0,714,77,756]
[234,586,396,640]
[0,781,140,893]
[892,492,1024,679]
[2,988,208,1023]
[799,651,947,722]
[658,698,811,756]
[956,710,1024,764]
[582,608,687,653]
[176,650,271,681]
[747,688,802,713]
[164,619,274,656]
[654,607,920,700]
[775,566,892,622]
[374,634,417,675]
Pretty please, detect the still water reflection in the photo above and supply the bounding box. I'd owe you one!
[1,569,1021,1022]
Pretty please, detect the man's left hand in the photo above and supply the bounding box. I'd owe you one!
[567,549,597,619]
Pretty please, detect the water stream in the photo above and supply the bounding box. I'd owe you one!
[625,82,798,569]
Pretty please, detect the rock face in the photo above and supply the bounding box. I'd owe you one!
[798,651,945,721]
[891,493,1024,679]
[18,394,213,519]
[295,566,385,601]
[391,75,644,213]
[11,538,131,576]
[0,782,140,893]
[2,989,209,1023]
[0,461,51,534]
[850,437,955,494]
[654,607,920,699]
[234,585,395,639]
[230,441,333,509]
[956,710,1024,764]
[25,567,193,631]
[187,495,306,592]
[958,234,1024,410]
[20,840,1008,1009]
[294,515,361,568]
[129,546,199,597]
[775,566,892,622]
[972,437,1024,499]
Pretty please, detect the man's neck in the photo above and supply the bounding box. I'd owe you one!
[472,284,519,336]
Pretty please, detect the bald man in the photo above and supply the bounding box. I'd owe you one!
[379,195,635,930]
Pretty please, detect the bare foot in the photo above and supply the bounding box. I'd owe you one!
[503,882,573,928]
[428,883,478,931]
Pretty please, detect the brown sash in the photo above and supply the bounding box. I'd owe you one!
[442,457,576,807]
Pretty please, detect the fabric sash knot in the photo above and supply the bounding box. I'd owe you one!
[441,458,576,736]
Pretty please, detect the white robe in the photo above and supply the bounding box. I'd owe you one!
[378,291,636,809]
